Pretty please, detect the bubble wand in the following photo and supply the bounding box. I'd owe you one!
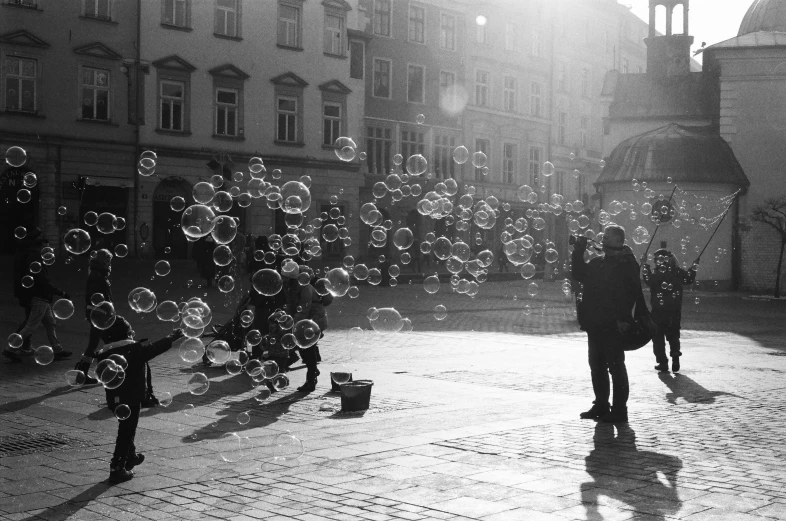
[694,198,735,264]
[641,184,679,261]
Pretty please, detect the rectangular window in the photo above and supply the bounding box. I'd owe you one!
[476,22,487,44]
[367,126,393,175]
[8,0,38,6]
[433,134,456,179]
[373,58,391,98]
[558,111,567,145]
[557,62,568,91]
[530,82,542,117]
[439,70,455,107]
[531,32,541,57]
[350,41,365,79]
[409,4,425,44]
[5,56,37,112]
[85,0,111,19]
[81,67,110,120]
[440,13,456,50]
[476,70,489,107]
[163,0,188,26]
[581,68,589,97]
[503,76,516,112]
[324,13,344,55]
[474,138,489,181]
[503,143,516,184]
[622,58,629,74]
[580,116,589,148]
[215,87,237,136]
[401,130,425,163]
[529,146,542,186]
[277,96,297,142]
[320,204,344,257]
[215,0,238,37]
[505,23,517,52]
[407,64,425,104]
[322,102,341,146]
[278,3,300,47]
[555,171,565,196]
[374,0,391,37]
[160,80,184,131]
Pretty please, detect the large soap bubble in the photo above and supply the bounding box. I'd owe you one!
[96,212,118,234]
[423,275,440,294]
[64,228,92,255]
[211,215,238,244]
[293,319,321,348]
[52,299,75,320]
[193,182,216,204]
[206,340,231,365]
[187,372,210,395]
[252,269,283,296]
[280,181,311,214]
[632,226,650,245]
[182,298,212,329]
[128,287,157,313]
[405,154,428,176]
[90,301,116,330]
[325,268,350,297]
[369,307,404,333]
[272,432,304,461]
[156,300,180,322]
[181,204,216,239]
[154,260,171,277]
[392,227,414,250]
[452,146,469,164]
[34,345,54,366]
[179,338,205,363]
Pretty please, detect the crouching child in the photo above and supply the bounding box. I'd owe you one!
[95,316,184,483]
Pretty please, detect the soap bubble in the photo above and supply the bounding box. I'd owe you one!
[519,263,537,279]
[7,333,23,349]
[114,244,129,258]
[34,345,54,366]
[156,300,180,322]
[182,299,212,329]
[272,374,290,391]
[65,370,86,387]
[280,181,312,214]
[170,196,186,212]
[90,301,116,330]
[52,299,75,320]
[114,404,131,421]
[293,319,321,348]
[128,287,157,313]
[181,204,216,239]
[187,373,210,395]
[206,340,231,365]
[213,190,234,212]
[100,362,125,390]
[326,268,351,297]
[5,146,27,167]
[543,161,555,176]
[83,211,99,227]
[16,189,31,204]
[252,269,283,296]
[544,248,559,263]
[472,151,487,168]
[249,156,265,174]
[226,359,243,375]
[434,305,447,321]
[158,392,173,407]
[218,275,235,293]
[179,338,205,363]
[64,228,92,255]
[14,226,26,239]
[262,360,279,379]
[405,154,428,176]
[322,223,339,242]
[393,227,414,250]
[632,226,650,245]
[236,411,251,425]
[272,432,303,461]
[334,137,357,161]
[527,281,539,297]
[211,215,238,244]
[415,113,426,124]
[369,307,404,333]
[423,275,440,294]
[21,275,33,288]
[212,244,233,266]
[155,260,171,276]
[22,172,36,189]
[193,182,216,204]
[95,212,117,234]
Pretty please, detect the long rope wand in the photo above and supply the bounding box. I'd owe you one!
[695,199,735,263]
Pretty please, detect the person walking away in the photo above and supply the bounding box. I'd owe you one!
[12,233,73,361]
[497,243,510,273]
[642,249,698,373]
[281,262,332,393]
[197,236,217,287]
[571,225,649,423]
[95,317,184,482]
[6,228,41,360]
[76,249,114,384]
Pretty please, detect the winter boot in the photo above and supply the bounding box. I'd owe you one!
[141,394,159,408]
[297,368,319,393]
[53,348,73,360]
[654,362,669,372]
[109,457,134,483]
[672,357,680,373]
[75,360,98,385]
[579,401,610,420]
[125,453,145,471]
[2,349,21,363]
[600,406,628,423]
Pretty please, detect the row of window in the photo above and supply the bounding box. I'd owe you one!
[374,0,457,51]
[7,0,118,20]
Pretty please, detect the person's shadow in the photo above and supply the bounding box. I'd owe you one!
[658,373,741,405]
[12,482,115,521]
[581,423,683,520]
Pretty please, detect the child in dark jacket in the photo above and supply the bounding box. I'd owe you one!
[642,249,698,373]
[95,316,183,483]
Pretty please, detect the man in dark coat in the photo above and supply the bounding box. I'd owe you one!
[571,225,649,423]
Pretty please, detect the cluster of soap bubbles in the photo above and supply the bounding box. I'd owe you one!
[4,146,36,204]
[137,150,157,177]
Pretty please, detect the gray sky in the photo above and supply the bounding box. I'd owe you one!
[625,0,753,62]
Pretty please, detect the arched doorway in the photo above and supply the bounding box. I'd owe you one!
[0,166,40,254]
[153,177,191,259]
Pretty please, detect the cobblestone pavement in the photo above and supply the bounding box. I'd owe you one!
[1,257,786,520]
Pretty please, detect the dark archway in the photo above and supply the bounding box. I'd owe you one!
[0,166,40,254]
[153,177,191,259]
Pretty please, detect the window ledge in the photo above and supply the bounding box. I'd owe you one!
[322,144,339,150]
[1,109,45,119]
[3,3,43,11]
[214,32,242,42]
[277,44,304,51]
[79,14,118,25]
[76,118,119,126]
[324,52,347,59]
[274,140,305,148]
[155,128,192,136]
[212,134,245,141]
[161,23,193,32]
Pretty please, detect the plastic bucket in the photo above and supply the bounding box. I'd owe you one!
[330,372,353,392]
[339,380,373,411]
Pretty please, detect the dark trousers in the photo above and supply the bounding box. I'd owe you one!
[587,326,629,409]
[299,344,321,382]
[14,304,31,350]
[652,313,681,363]
[84,325,102,359]
[112,403,140,466]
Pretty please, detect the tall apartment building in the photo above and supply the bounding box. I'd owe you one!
[0,0,140,254]
[357,0,648,260]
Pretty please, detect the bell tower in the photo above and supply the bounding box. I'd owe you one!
[645,0,694,77]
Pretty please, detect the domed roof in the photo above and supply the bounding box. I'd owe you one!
[739,0,786,36]
[596,124,749,187]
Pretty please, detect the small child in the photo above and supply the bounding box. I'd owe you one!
[95,316,184,483]
[641,249,698,373]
